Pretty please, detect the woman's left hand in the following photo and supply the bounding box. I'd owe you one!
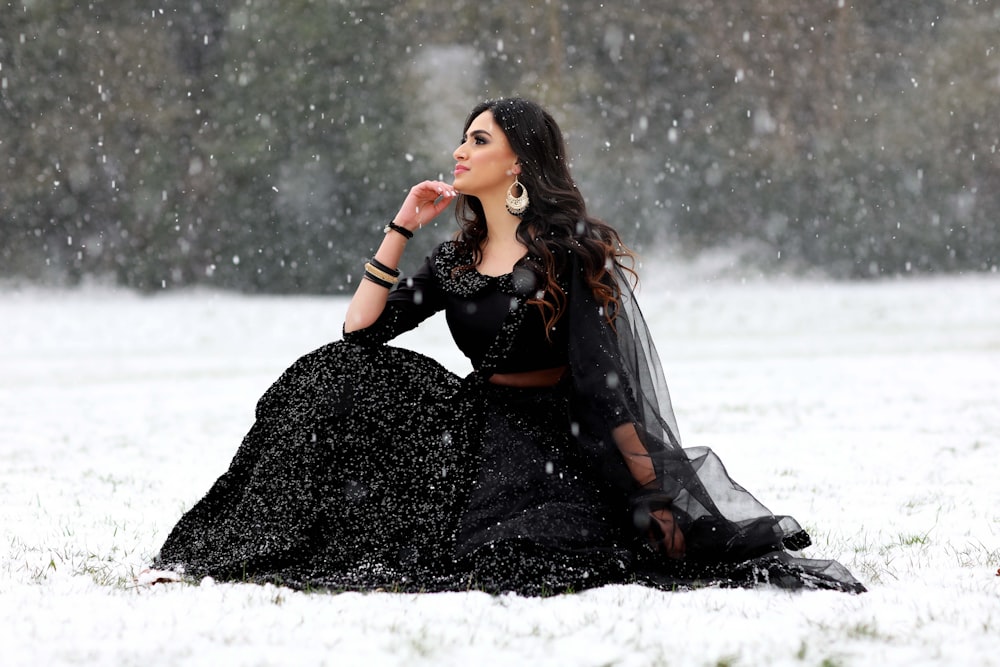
[649,507,686,559]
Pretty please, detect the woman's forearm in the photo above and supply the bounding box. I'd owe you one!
[344,181,456,334]
[613,422,657,485]
[343,231,409,333]
[613,422,686,558]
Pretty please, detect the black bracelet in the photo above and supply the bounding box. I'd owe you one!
[384,220,414,239]
[363,271,395,289]
[368,256,400,277]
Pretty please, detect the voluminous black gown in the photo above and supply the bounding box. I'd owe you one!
[155,241,865,594]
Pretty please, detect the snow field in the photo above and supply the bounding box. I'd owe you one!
[1,273,998,666]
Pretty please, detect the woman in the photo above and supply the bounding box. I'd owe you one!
[151,98,864,594]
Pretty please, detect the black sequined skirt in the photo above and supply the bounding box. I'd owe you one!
[156,342,637,594]
[155,341,865,594]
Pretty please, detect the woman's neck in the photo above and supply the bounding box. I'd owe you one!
[479,197,523,247]
[475,197,528,275]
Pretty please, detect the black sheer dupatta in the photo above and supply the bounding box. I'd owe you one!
[566,260,866,592]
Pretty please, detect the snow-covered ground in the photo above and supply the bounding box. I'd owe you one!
[1,271,998,666]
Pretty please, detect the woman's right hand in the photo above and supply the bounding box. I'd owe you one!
[344,180,456,334]
[393,180,457,232]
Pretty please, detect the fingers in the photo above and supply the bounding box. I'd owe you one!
[412,180,458,204]
[395,180,458,231]
[663,523,686,559]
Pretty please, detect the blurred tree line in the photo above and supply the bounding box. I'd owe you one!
[1,0,997,291]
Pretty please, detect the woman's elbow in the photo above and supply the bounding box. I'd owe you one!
[343,310,376,334]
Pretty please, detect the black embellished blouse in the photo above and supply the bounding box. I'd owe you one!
[346,241,571,375]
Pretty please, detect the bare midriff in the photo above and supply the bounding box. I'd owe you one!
[487,366,568,388]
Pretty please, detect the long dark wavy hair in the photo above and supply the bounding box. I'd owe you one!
[454,97,636,333]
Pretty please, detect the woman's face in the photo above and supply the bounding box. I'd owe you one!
[452,110,520,199]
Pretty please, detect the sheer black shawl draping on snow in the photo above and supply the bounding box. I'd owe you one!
[565,258,864,591]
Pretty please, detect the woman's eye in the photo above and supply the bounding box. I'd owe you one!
[457,134,487,147]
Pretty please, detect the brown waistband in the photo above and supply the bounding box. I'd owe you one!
[487,366,568,388]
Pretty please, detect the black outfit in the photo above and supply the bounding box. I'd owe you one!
[156,241,865,594]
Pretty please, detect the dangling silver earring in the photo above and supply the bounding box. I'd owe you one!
[505,176,529,217]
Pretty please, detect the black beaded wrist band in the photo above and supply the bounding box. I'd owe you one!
[363,271,395,289]
[384,220,414,239]
[368,256,400,278]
